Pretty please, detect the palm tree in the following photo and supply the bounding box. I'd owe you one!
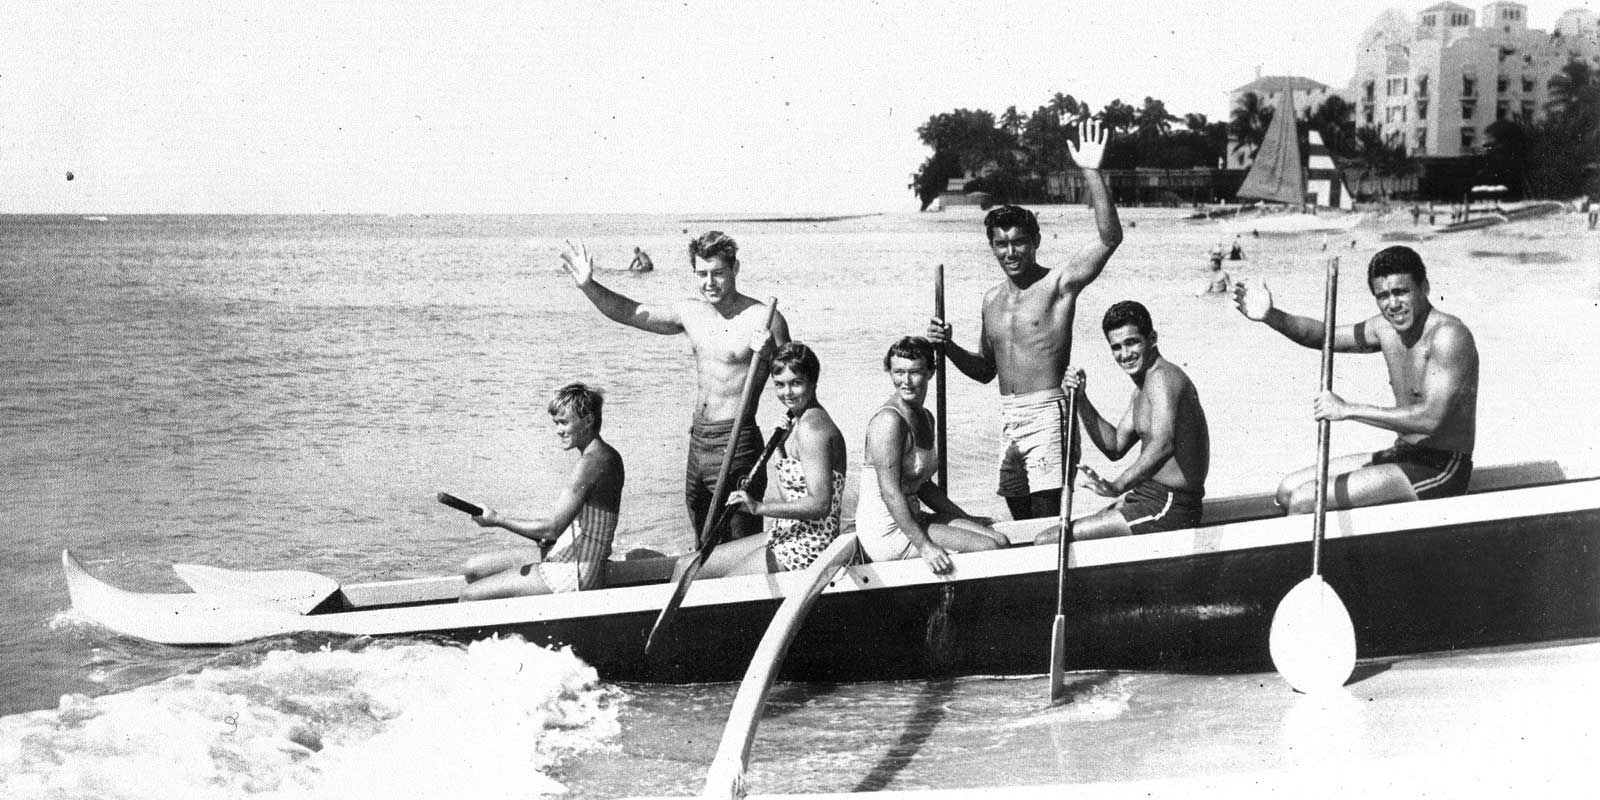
[1228,92,1274,166]
[1099,99,1136,134]
[1135,97,1178,138]
[1047,92,1088,124]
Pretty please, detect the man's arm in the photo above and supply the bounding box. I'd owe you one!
[560,240,685,335]
[1101,374,1182,494]
[1233,279,1376,353]
[1063,367,1132,459]
[1057,118,1123,292]
[932,301,997,384]
[1317,323,1478,435]
[476,454,605,541]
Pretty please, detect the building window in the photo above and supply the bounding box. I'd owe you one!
[1521,101,1535,120]
[1364,81,1375,101]
[1462,101,1475,119]
[1497,76,1508,93]
[1387,77,1409,96]
[1461,128,1475,149]
[1463,76,1476,97]
[1418,100,1429,119]
[1451,12,1470,26]
[1522,77,1534,93]
[1422,13,1436,26]
[1416,128,1427,152]
[1497,101,1510,120]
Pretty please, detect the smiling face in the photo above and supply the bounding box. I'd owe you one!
[988,226,1040,278]
[550,408,595,452]
[1369,273,1429,335]
[1105,323,1157,379]
[692,255,739,307]
[769,364,816,414]
[886,355,931,406]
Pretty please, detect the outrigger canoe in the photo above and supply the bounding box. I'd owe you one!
[63,460,1600,683]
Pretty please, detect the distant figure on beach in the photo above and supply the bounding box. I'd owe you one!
[1036,302,1210,543]
[1198,259,1231,296]
[1233,245,1478,513]
[856,337,1007,574]
[1410,205,1422,226]
[561,232,792,545]
[1587,198,1598,230]
[1428,205,1437,225]
[701,342,846,577]
[459,383,624,600]
[926,117,1122,521]
[1228,235,1244,260]
[628,246,654,272]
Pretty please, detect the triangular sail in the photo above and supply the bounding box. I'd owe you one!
[1237,83,1306,206]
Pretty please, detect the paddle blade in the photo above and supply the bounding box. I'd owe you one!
[644,553,708,655]
[1269,576,1356,694]
[1048,614,1068,704]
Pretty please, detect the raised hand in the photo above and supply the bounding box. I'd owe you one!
[1232,277,1275,321]
[559,238,595,287]
[1068,117,1109,170]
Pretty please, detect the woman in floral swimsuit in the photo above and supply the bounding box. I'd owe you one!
[708,341,846,576]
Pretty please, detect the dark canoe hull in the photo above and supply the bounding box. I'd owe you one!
[410,501,1600,683]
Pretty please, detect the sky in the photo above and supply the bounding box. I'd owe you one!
[1,0,1591,214]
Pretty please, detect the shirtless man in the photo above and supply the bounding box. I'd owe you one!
[1036,302,1210,543]
[561,232,791,543]
[1233,245,1478,513]
[927,117,1122,520]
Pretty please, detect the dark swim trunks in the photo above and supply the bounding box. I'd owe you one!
[1116,479,1205,534]
[685,417,767,544]
[1369,441,1473,500]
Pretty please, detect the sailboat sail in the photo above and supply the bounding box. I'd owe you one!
[1236,83,1305,206]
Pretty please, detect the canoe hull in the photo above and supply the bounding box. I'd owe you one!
[64,472,1600,682]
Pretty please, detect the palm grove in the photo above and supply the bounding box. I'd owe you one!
[908,60,1598,210]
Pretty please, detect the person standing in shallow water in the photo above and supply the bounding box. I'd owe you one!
[1233,245,1478,513]
[926,117,1122,522]
[560,232,791,544]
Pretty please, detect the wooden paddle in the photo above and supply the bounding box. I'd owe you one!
[1048,387,1079,704]
[934,263,948,490]
[645,298,779,655]
[1269,257,1356,694]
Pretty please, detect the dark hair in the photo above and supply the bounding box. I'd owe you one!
[882,336,937,372]
[771,341,821,383]
[1367,245,1427,288]
[688,230,738,268]
[548,382,603,430]
[983,205,1041,243]
[1102,300,1154,338]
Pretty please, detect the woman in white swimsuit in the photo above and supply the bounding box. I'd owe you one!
[458,383,625,600]
[710,341,847,576]
[856,337,1007,575]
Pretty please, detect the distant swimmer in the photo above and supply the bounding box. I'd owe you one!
[628,246,655,272]
[1198,258,1231,296]
[1229,235,1244,260]
[65,171,74,182]
[926,117,1122,522]
[1234,245,1478,514]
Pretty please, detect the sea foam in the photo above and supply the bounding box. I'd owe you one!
[0,635,620,800]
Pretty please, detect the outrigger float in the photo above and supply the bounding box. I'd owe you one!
[63,460,1600,683]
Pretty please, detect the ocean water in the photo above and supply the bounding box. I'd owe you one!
[2,210,1598,797]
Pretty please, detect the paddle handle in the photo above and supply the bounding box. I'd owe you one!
[696,298,779,548]
[1312,258,1338,575]
[437,492,484,517]
[934,264,948,490]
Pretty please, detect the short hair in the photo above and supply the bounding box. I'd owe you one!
[548,382,603,430]
[1102,300,1154,338]
[983,205,1041,243]
[771,341,821,383]
[1367,245,1427,288]
[882,336,937,372]
[688,230,739,268]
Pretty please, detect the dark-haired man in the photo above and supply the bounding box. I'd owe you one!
[928,117,1123,520]
[1035,301,1210,543]
[1233,245,1478,513]
[561,233,791,543]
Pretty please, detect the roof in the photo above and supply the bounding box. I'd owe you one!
[1231,75,1332,95]
[1420,2,1475,13]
